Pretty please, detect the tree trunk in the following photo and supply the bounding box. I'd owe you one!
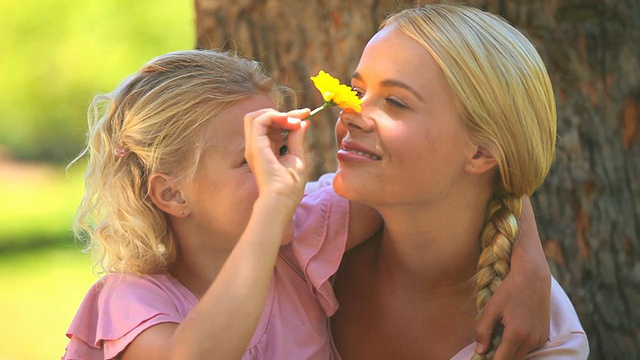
[195,0,640,358]
[195,0,393,176]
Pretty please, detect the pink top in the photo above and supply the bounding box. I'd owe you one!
[62,183,349,360]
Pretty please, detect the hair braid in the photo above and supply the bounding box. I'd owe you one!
[385,4,557,358]
[472,194,524,360]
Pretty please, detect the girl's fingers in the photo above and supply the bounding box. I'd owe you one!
[285,120,309,160]
[245,108,308,148]
[244,108,276,148]
[243,108,309,168]
[270,108,310,131]
[287,108,311,120]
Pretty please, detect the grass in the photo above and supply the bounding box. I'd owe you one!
[0,0,195,163]
[0,1,195,357]
[0,160,83,249]
[0,161,98,359]
[0,246,97,360]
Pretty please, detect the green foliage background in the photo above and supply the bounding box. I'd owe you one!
[0,1,194,359]
[0,0,195,163]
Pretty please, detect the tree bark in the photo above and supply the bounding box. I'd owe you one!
[195,0,640,358]
[195,0,396,176]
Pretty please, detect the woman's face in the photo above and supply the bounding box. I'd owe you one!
[333,25,477,208]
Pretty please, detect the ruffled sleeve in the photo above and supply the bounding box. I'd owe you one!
[304,172,336,194]
[280,180,349,317]
[62,273,193,360]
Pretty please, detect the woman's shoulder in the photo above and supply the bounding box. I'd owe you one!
[452,277,589,360]
[550,277,589,343]
[524,277,589,359]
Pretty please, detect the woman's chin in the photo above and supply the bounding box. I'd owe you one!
[333,169,368,202]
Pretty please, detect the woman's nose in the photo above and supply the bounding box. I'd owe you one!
[338,106,374,133]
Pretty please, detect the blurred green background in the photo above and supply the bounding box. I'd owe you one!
[0,0,194,358]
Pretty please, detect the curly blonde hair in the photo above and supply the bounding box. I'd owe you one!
[385,5,556,358]
[70,50,285,275]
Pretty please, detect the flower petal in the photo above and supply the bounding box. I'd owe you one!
[310,70,362,113]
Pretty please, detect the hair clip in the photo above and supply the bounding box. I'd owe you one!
[114,146,129,158]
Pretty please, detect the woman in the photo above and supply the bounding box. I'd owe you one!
[329,4,588,360]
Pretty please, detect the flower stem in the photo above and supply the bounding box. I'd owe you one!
[282,102,334,141]
[306,102,332,119]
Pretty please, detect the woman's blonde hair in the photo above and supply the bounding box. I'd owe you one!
[71,50,284,275]
[384,5,556,358]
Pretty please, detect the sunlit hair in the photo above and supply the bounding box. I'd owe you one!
[384,5,556,358]
[69,50,285,275]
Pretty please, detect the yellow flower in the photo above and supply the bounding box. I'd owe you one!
[310,70,362,114]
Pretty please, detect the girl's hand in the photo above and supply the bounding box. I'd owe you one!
[475,264,551,359]
[243,108,310,210]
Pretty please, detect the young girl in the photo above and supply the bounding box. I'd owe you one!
[62,49,375,359]
[63,49,550,359]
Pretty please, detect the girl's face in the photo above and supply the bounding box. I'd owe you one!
[182,94,281,250]
[334,25,477,208]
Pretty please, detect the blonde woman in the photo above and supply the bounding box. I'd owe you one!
[329,4,589,360]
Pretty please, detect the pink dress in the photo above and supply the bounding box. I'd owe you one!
[62,183,348,360]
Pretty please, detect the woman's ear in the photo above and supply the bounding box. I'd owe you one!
[148,173,189,217]
[465,145,498,174]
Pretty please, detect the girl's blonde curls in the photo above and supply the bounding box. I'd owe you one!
[70,50,285,275]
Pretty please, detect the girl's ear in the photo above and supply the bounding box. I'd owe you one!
[465,145,498,174]
[148,173,189,217]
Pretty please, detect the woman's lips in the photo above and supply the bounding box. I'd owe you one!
[338,140,381,161]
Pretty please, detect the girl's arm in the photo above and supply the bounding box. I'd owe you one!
[474,197,551,360]
[122,109,310,360]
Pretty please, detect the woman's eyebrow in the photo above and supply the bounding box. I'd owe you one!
[352,71,424,101]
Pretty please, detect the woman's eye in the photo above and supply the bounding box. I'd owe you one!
[385,97,408,108]
[352,87,364,99]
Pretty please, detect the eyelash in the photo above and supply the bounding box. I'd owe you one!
[385,97,407,109]
[352,86,408,109]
